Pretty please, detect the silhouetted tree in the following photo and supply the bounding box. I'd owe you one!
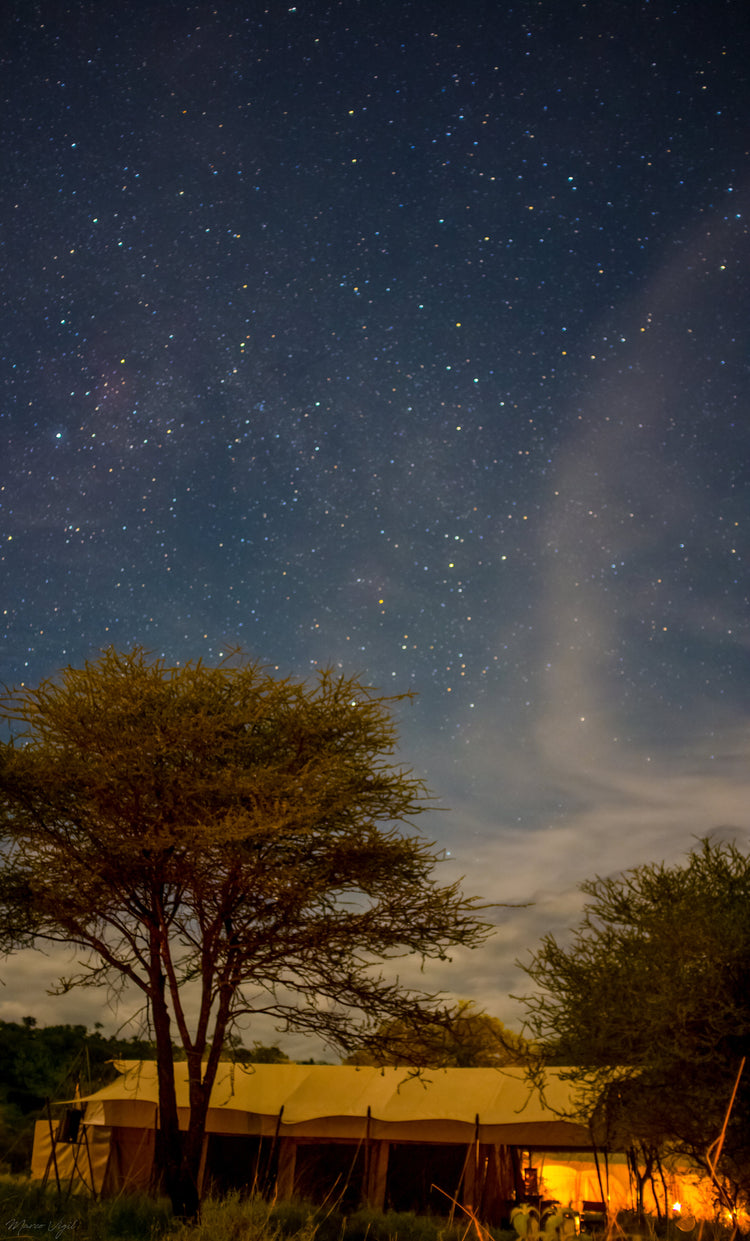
[518,838,750,1213]
[0,648,489,1217]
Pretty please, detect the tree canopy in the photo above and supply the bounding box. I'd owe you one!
[345,1000,534,1067]
[0,648,490,1215]
[518,837,750,1215]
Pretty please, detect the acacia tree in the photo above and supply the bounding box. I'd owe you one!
[0,648,490,1217]
[345,999,535,1067]
[518,838,750,1214]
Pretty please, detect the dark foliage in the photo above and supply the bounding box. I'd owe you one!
[0,1018,156,1173]
[519,837,750,1216]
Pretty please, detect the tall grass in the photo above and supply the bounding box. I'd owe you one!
[0,1179,737,1241]
[0,1175,172,1240]
[165,1195,517,1241]
[0,1178,516,1241]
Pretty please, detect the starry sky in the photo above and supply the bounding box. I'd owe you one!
[1,0,749,1055]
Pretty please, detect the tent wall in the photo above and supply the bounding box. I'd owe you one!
[526,1152,719,1223]
[31,1119,112,1196]
[202,1134,273,1198]
[102,1125,155,1195]
[29,1062,723,1223]
[533,1154,612,1213]
[248,1134,518,1221]
[30,1118,721,1226]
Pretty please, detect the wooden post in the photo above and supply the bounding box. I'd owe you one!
[365,1140,389,1210]
[276,1138,297,1199]
[458,1113,481,1213]
[262,1105,284,1196]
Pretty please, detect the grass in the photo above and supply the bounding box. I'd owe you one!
[164,1194,516,1241]
[0,1179,737,1241]
[0,1175,172,1240]
[0,1178,518,1241]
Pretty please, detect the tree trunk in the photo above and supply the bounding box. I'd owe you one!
[150,972,201,1219]
[178,1005,234,1213]
[182,1100,209,1207]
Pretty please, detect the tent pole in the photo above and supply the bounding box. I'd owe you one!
[44,1098,62,1196]
[453,1114,481,1222]
[67,1120,82,1198]
[471,1112,481,1216]
[591,1143,605,1215]
[83,1120,98,1199]
[365,1105,371,1198]
[67,1116,97,1201]
[266,1104,284,1196]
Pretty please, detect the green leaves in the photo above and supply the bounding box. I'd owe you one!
[518,837,750,1206]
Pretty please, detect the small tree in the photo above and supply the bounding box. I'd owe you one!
[0,648,490,1216]
[345,999,535,1067]
[517,838,750,1212]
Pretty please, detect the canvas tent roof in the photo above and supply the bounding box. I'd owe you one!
[76,1062,592,1147]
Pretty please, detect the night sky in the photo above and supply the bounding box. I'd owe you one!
[2,1,749,1054]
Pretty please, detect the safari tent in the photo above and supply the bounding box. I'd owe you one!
[30,1062,715,1223]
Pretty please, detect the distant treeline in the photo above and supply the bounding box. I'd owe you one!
[0,1016,158,1172]
[0,1017,292,1173]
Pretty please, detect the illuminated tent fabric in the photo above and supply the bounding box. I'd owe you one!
[534,1153,718,1223]
[30,1121,113,1195]
[72,1061,592,1146]
[30,1064,722,1221]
